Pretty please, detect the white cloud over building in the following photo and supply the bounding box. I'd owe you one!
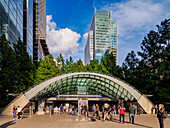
[46,15,81,57]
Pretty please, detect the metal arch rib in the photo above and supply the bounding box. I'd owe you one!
[25,72,141,100]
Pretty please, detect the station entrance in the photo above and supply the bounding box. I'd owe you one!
[36,95,120,114]
[1,72,154,115]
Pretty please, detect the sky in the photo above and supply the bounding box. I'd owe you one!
[46,0,170,65]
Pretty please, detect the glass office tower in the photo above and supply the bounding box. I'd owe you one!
[0,0,49,62]
[85,10,117,65]
[23,0,33,58]
[0,0,23,45]
[33,0,49,63]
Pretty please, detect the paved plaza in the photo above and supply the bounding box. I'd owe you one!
[0,113,170,128]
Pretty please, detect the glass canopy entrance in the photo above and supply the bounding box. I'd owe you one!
[32,73,135,101]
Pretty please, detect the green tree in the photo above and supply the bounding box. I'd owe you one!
[56,54,66,73]
[100,51,123,78]
[101,52,116,73]
[137,19,170,102]
[74,59,84,71]
[120,19,170,102]
[13,38,36,92]
[121,51,139,86]
[65,56,76,72]
[90,59,100,71]
[0,35,18,106]
[34,54,59,83]
[156,19,170,101]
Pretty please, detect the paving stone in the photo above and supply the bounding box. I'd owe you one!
[0,114,170,128]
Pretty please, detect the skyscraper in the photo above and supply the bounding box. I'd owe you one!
[85,10,117,65]
[23,0,34,58]
[0,0,23,45]
[0,0,49,62]
[33,0,49,63]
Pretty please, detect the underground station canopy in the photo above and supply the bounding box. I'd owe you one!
[27,72,141,101]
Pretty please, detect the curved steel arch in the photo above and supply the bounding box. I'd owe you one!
[34,74,134,101]
[1,72,154,115]
[25,72,140,100]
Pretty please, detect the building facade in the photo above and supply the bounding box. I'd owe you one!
[85,10,117,65]
[0,0,49,62]
[33,0,49,63]
[0,0,23,46]
[23,0,34,58]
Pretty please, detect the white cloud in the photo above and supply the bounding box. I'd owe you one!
[46,15,57,30]
[77,32,88,52]
[69,32,88,62]
[101,0,169,40]
[46,15,81,57]
[100,0,170,65]
[83,32,88,39]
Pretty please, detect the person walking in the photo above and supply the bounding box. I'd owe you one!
[78,104,82,117]
[129,103,135,124]
[69,105,72,115]
[102,105,104,119]
[54,106,58,114]
[72,105,76,115]
[137,105,140,115]
[92,104,96,116]
[157,104,165,128]
[84,104,88,117]
[95,104,100,120]
[60,104,63,114]
[155,104,158,114]
[13,105,17,120]
[103,103,111,121]
[17,106,22,120]
[119,103,126,124]
[112,105,117,116]
[118,104,120,114]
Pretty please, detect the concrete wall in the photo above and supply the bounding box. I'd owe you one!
[137,95,154,114]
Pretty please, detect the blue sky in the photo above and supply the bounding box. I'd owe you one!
[46,0,170,65]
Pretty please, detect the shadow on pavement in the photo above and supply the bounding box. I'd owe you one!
[0,121,16,128]
[132,123,153,128]
[21,116,28,119]
[110,117,153,128]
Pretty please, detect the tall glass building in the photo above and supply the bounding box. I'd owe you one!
[23,0,34,58]
[0,0,23,46]
[33,0,49,63]
[85,10,117,65]
[0,0,49,62]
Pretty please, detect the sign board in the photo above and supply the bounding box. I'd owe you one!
[78,86,86,95]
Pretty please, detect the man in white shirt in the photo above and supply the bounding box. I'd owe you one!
[17,106,22,120]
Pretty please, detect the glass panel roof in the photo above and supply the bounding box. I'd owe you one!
[33,74,136,101]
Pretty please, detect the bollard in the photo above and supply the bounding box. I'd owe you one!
[29,106,32,117]
[49,106,52,116]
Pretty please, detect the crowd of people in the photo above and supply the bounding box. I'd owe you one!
[12,103,167,128]
[52,102,167,127]
[52,102,141,124]
[53,104,88,116]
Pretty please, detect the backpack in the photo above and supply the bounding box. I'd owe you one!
[162,110,168,118]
